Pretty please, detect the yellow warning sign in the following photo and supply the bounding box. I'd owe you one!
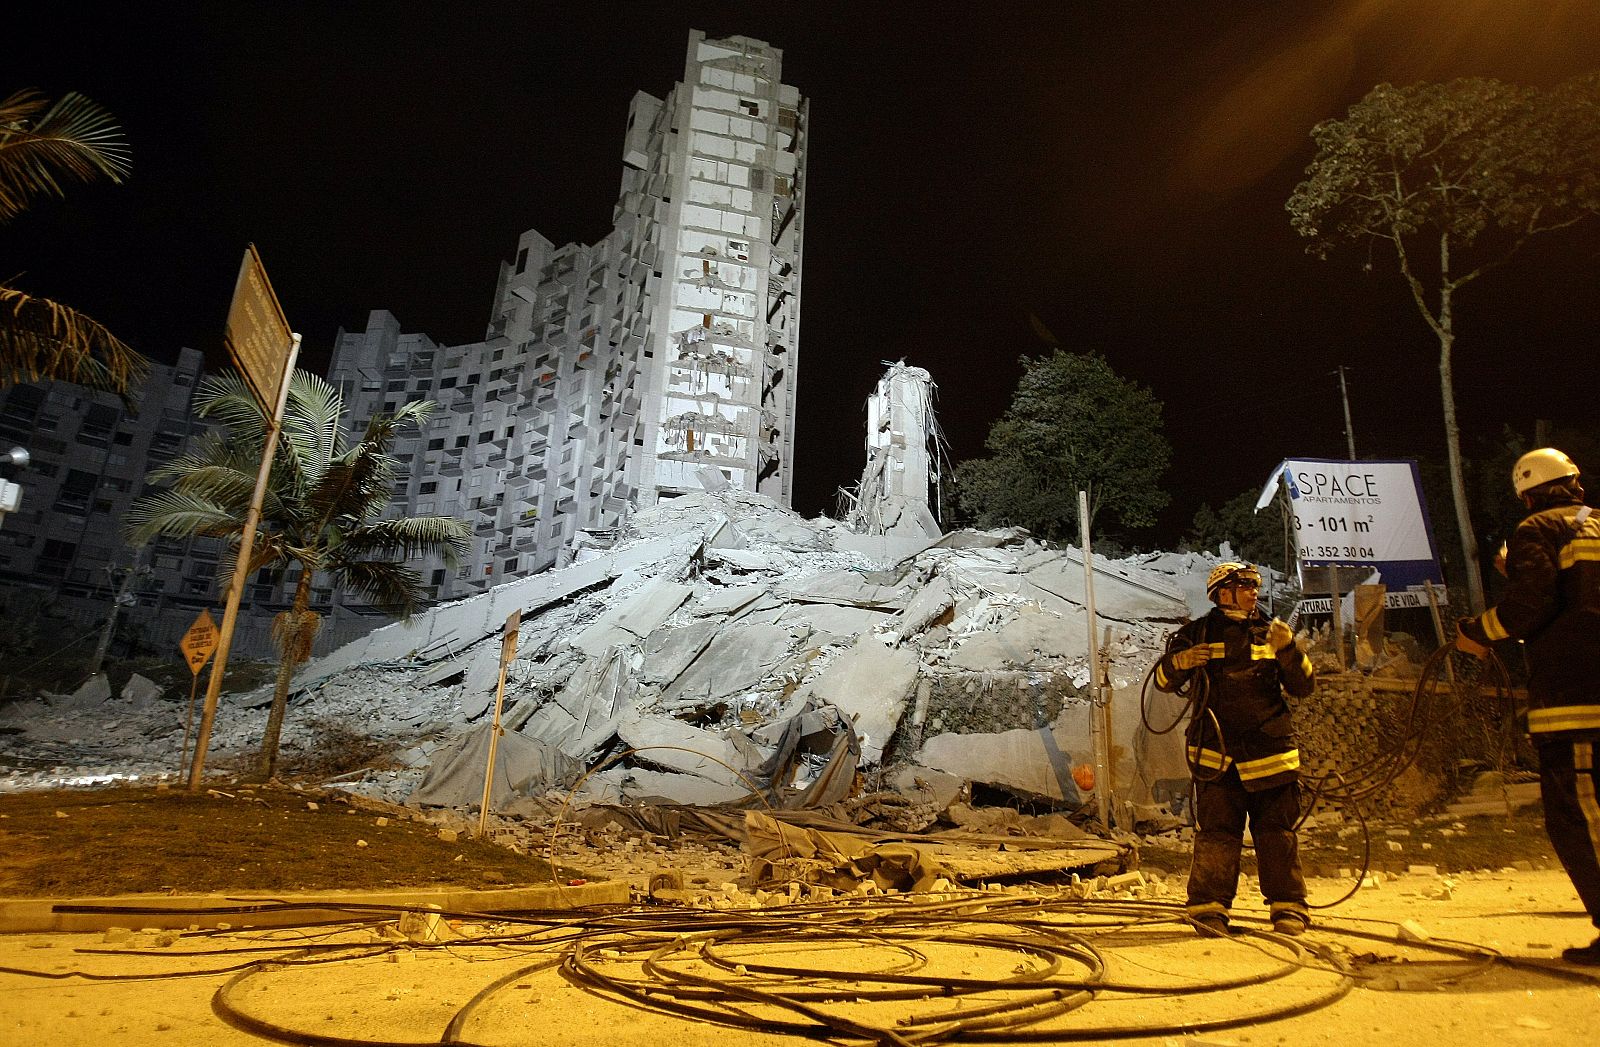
[180,610,219,676]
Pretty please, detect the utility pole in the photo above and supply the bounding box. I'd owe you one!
[87,553,149,678]
[1337,366,1357,461]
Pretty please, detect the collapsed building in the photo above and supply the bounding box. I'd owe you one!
[0,480,1213,832]
[319,29,807,616]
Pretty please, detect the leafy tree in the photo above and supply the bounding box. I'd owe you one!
[1287,75,1600,613]
[0,90,146,397]
[955,349,1170,542]
[1186,487,1295,575]
[125,370,472,779]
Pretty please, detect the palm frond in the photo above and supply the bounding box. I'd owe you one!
[123,490,243,546]
[147,430,264,483]
[281,370,344,480]
[0,90,130,224]
[333,560,427,618]
[336,516,473,567]
[195,371,271,436]
[0,285,149,400]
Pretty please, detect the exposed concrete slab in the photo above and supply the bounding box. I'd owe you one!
[639,619,722,686]
[917,705,1097,803]
[662,623,793,705]
[707,547,781,572]
[889,765,966,810]
[1023,551,1186,623]
[776,603,891,641]
[777,570,907,609]
[295,534,695,687]
[573,577,694,657]
[948,605,1086,670]
[615,709,750,787]
[806,635,918,764]
[691,583,766,617]
[518,651,635,759]
[887,575,954,644]
[832,532,938,566]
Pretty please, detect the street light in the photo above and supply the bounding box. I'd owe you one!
[0,447,28,525]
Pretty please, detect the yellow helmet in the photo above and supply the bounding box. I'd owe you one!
[1511,447,1579,496]
[1206,561,1262,602]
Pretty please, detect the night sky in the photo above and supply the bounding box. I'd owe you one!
[8,1,1599,546]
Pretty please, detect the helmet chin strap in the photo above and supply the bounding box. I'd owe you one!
[1216,589,1251,619]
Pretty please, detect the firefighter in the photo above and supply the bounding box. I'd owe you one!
[1154,561,1316,936]
[1456,447,1600,967]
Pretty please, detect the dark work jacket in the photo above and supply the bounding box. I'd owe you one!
[1461,498,1600,737]
[1153,607,1316,791]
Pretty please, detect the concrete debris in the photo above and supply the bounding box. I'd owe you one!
[1,484,1232,856]
[798,635,918,765]
[119,674,163,705]
[67,674,112,708]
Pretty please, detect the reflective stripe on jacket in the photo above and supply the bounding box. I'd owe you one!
[1462,501,1600,735]
[1154,607,1314,790]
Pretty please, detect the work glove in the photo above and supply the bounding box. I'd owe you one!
[1454,619,1489,660]
[1267,618,1294,653]
[1170,645,1212,670]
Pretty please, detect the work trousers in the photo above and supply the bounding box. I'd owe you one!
[1186,766,1306,923]
[1537,733,1600,930]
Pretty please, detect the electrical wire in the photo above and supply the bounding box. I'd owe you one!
[19,893,1524,1045]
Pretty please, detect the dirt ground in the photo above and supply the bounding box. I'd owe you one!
[0,782,1565,898]
[0,784,566,897]
[2,782,1597,1045]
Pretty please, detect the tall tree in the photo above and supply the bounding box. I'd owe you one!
[125,370,472,779]
[1286,75,1600,613]
[1187,487,1295,575]
[0,89,146,397]
[955,349,1170,542]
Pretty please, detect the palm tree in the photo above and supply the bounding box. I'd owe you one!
[1,88,146,398]
[126,369,472,779]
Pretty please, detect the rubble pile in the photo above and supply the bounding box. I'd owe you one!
[1,489,1224,848]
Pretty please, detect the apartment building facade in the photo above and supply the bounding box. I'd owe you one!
[0,349,227,645]
[325,31,807,602]
[0,31,806,654]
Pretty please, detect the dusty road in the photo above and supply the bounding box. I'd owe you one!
[3,867,1596,1046]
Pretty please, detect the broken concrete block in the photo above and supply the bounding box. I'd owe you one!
[889,765,965,811]
[614,709,749,787]
[120,673,163,705]
[573,577,694,657]
[887,576,953,644]
[398,908,452,942]
[695,465,731,494]
[1398,919,1430,942]
[918,704,1096,804]
[692,583,767,618]
[68,674,112,707]
[806,635,918,764]
[662,623,793,706]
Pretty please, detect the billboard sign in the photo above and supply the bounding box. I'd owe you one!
[1257,458,1445,593]
[224,244,294,413]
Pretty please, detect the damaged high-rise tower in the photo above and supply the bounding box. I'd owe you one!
[324,31,807,606]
